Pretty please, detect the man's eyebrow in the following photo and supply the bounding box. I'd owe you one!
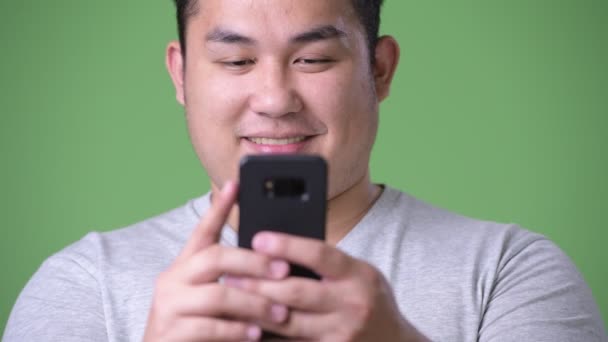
[205,25,346,46]
[290,25,348,44]
[206,28,257,45]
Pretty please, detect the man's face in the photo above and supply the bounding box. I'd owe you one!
[170,0,388,199]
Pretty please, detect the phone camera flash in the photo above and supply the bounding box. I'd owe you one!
[265,181,274,190]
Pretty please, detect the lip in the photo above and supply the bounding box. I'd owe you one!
[241,136,314,154]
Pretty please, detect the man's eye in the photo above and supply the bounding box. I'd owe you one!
[222,59,255,67]
[296,58,333,64]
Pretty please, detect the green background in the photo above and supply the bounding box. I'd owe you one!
[1,0,606,335]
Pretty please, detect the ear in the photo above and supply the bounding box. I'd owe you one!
[166,41,186,106]
[372,36,400,102]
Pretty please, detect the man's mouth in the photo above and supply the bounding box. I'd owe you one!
[242,135,313,154]
[246,136,308,145]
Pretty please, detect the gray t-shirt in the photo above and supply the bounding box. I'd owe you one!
[4,187,606,341]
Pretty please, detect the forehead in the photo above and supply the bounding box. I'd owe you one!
[189,0,362,42]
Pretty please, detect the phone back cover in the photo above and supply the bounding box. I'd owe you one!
[238,155,327,278]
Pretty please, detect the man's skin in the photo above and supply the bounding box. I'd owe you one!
[144,0,431,340]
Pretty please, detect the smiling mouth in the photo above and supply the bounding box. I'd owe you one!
[246,136,309,145]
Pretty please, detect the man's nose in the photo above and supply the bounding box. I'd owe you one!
[249,64,303,118]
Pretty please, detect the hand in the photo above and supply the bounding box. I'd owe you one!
[225,232,431,342]
[143,182,291,342]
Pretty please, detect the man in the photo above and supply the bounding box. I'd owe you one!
[4,0,606,341]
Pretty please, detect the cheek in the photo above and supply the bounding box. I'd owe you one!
[302,64,378,195]
[183,65,248,183]
[185,67,243,126]
[184,63,252,148]
[303,64,377,145]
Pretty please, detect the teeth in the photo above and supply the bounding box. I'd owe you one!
[248,136,307,145]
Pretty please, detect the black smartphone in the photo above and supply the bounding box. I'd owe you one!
[238,154,327,279]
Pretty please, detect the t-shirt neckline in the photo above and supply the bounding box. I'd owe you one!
[191,185,401,248]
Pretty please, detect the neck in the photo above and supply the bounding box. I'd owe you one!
[215,171,382,246]
[324,172,382,245]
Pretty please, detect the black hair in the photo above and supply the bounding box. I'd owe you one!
[172,0,384,64]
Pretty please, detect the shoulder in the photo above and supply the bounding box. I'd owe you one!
[373,186,545,257]
[386,186,580,279]
[377,187,606,341]
[3,196,210,340]
[48,194,208,279]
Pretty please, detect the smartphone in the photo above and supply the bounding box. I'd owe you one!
[238,154,327,279]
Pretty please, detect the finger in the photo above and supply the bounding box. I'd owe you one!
[260,310,334,340]
[165,317,262,341]
[226,277,334,312]
[252,232,355,279]
[178,246,289,284]
[169,284,289,324]
[179,181,238,260]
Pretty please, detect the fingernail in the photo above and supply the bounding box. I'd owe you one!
[222,276,242,288]
[271,304,288,323]
[253,233,273,252]
[247,325,261,340]
[222,181,234,194]
[269,260,289,279]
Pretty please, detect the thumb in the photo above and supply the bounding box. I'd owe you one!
[178,180,238,260]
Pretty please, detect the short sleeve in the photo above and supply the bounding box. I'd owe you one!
[3,248,108,341]
[479,236,607,342]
